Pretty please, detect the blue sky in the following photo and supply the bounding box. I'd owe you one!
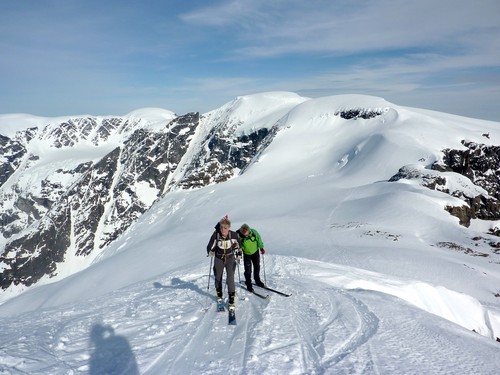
[1,0,499,121]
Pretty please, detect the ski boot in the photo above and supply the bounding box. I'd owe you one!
[255,280,266,288]
[216,289,225,311]
[228,292,235,309]
[246,281,254,292]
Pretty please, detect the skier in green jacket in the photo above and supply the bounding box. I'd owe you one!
[237,224,265,292]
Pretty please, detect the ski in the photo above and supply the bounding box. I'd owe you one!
[239,281,270,299]
[217,298,225,312]
[253,283,292,297]
[252,290,270,299]
[228,306,236,325]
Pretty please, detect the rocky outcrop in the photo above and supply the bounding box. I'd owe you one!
[0,134,27,187]
[335,108,385,120]
[434,142,500,228]
[389,141,500,231]
[433,141,500,199]
[45,117,140,148]
[177,127,271,189]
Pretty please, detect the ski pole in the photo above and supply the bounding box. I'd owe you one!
[207,255,213,292]
[204,255,213,311]
[236,255,244,300]
[237,257,241,284]
[262,252,267,285]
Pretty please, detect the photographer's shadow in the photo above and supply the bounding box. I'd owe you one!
[89,323,139,375]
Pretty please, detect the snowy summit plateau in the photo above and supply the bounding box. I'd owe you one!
[0,92,500,374]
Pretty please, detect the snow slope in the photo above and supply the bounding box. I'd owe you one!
[1,94,500,374]
[2,256,500,374]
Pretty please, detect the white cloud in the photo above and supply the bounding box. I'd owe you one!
[1,0,499,121]
[181,0,500,60]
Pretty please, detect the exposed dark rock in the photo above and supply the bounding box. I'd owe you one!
[434,141,500,199]
[44,117,139,148]
[178,124,272,190]
[390,142,499,232]
[0,134,27,187]
[434,142,500,227]
[436,241,489,257]
[389,166,447,191]
[335,108,385,120]
[0,204,71,289]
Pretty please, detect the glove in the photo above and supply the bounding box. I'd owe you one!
[207,250,215,257]
[235,249,242,261]
[260,248,265,255]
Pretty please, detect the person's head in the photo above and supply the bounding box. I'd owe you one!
[220,216,231,235]
[239,223,250,237]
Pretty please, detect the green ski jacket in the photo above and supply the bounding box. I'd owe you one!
[238,228,264,255]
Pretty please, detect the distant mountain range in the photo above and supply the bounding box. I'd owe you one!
[1,92,499,298]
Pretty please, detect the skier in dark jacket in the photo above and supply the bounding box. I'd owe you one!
[236,223,265,292]
[206,215,241,307]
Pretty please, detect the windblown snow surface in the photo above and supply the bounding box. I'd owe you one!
[1,93,500,374]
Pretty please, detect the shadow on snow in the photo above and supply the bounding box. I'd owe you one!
[89,323,139,375]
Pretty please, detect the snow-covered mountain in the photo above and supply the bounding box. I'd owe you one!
[0,93,306,293]
[0,92,500,374]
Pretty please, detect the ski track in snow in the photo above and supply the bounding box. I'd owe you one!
[1,256,500,374]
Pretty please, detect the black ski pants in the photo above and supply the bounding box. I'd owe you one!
[243,251,262,285]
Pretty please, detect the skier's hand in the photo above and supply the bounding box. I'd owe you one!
[260,248,265,255]
[208,250,215,257]
[235,249,242,261]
